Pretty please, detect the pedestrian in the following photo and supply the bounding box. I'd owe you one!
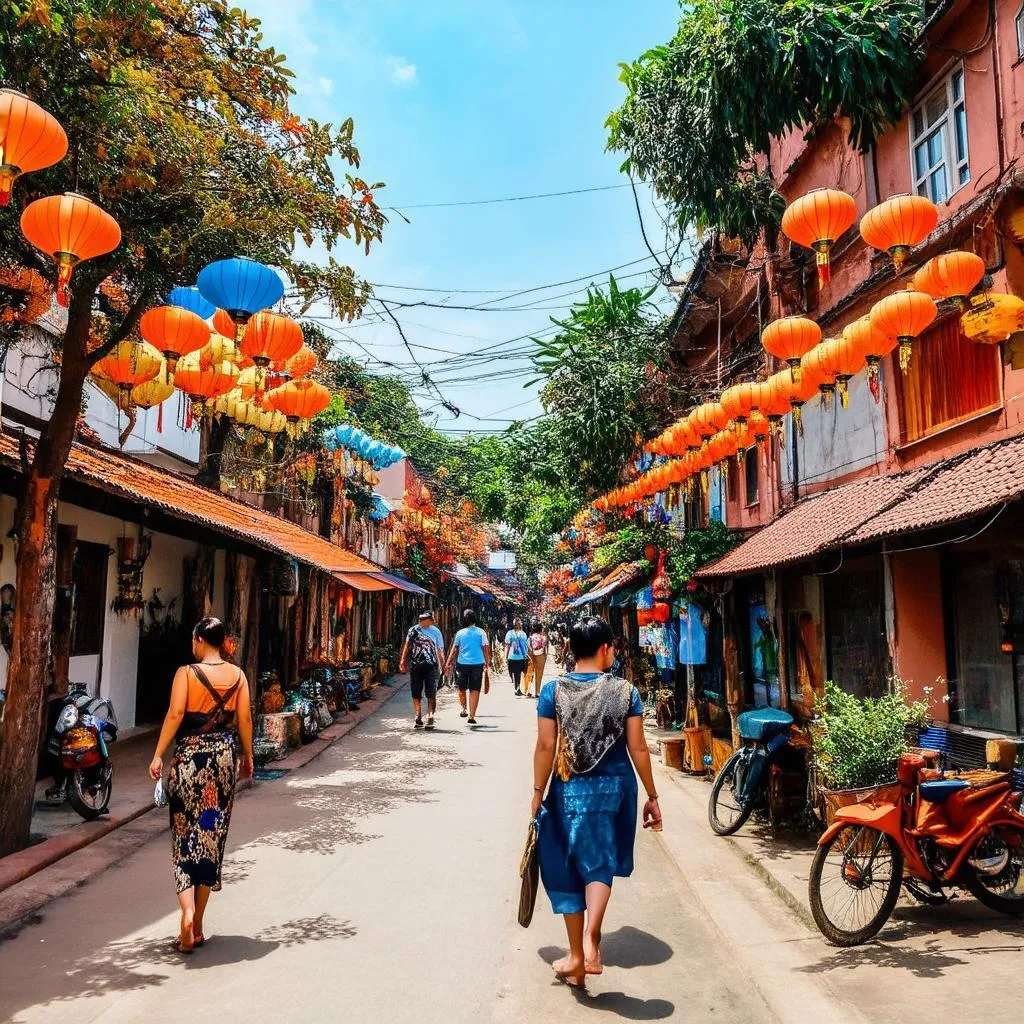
[148,616,254,954]
[526,620,549,697]
[444,608,491,725]
[531,615,662,987]
[505,616,529,696]
[399,610,445,729]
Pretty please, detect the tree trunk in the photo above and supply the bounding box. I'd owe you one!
[0,292,92,856]
[197,416,231,488]
[51,525,78,696]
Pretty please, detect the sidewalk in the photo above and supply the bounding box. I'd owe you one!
[0,678,407,933]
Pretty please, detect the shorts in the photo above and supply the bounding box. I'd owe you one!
[410,664,439,700]
[455,663,485,692]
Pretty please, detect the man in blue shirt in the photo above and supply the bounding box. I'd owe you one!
[444,608,491,725]
[399,610,445,729]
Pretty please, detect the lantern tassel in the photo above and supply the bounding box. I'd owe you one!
[789,360,802,384]
[899,338,913,374]
[837,379,849,408]
[793,403,804,437]
[157,401,163,433]
[814,243,832,287]
[186,401,193,431]
[55,256,74,308]
[867,361,881,403]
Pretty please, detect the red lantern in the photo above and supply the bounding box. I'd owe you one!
[911,250,985,308]
[92,340,162,405]
[761,316,822,381]
[869,288,938,373]
[781,188,857,286]
[0,89,68,205]
[140,306,210,373]
[860,194,938,270]
[240,311,303,367]
[719,381,759,428]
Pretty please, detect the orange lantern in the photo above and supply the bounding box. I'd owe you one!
[911,250,985,308]
[92,339,162,407]
[173,349,240,419]
[240,311,303,368]
[0,89,68,206]
[843,316,897,400]
[759,374,794,436]
[213,308,239,340]
[20,192,121,307]
[781,188,857,286]
[869,288,938,372]
[140,305,210,374]
[823,335,866,408]
[960,292,1024,345]
[761,316,822,381]
[264,378,331,433]
[719,380,759,429]
[746,410,770,444]
[803,342,842,407]
[860,194,938,270]
[284,344,317,380]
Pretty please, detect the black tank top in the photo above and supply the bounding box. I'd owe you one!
[179,664,241,738]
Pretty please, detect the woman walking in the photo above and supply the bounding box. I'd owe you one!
[149,617,254,953]
[526,621,549,697]
[531,616,662,987]
[505,617,529,696]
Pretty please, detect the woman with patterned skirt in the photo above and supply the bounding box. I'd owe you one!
[150,617,254,953]
[531,616,663,988]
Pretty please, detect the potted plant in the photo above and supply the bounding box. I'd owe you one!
[811,680,929,824]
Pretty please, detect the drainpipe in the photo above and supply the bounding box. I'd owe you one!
[990,0,1007,177]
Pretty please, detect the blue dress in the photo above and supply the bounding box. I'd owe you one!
[536,672,644,915]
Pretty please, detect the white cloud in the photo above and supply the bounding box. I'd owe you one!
[316,76,334,96]
[387,56,418,86]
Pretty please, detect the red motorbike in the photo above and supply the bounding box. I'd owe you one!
[809,752,1024,945]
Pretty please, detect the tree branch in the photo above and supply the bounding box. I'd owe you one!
[86,282,155,366]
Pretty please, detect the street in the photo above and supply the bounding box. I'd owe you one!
[3,666,1024,1024]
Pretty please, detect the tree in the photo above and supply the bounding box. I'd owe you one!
[606,0,924,244]
[0,0,385,855]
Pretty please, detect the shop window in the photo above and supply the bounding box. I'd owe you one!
[743,448,759,506]
[894,317,1001,444]
[824,557,888,700]
[70,542,109,657]
[911,64,969,203]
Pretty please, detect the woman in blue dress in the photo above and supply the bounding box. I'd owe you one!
[531,616,663,987]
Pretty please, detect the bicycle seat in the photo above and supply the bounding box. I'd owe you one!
[737,708,793,742]
[918,779,970,802]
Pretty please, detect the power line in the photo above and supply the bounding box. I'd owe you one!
[384,182,631,211]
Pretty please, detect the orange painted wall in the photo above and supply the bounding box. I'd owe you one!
[890,549,950,721]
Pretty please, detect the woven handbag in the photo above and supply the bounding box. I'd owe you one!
[518,817,540,928]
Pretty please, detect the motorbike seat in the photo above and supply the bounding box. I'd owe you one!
[919,779,970,803]
[737,708,793,742]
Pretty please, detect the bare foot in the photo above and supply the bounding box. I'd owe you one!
[584,933,603,974]
[176,916,194,953]
[552,955,585,987]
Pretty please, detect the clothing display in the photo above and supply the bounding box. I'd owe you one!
[677,602,708,666]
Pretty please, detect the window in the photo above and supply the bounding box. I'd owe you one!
[70,542,109,657]
[824,557,888,700]
[894,317,1001,444]
[1017,4,1024,59]
[743,447,759,506]
[911,65,969,203]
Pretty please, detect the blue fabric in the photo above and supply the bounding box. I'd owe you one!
[422,624,445,657]
[453,625,488,665]
[536,672,641,915]
[677,603,708,665]
[505,629,529,660]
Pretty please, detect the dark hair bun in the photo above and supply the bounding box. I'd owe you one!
[193,616,226,650]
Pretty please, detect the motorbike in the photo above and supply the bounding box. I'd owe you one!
[808,751,1024,946]
[45,684,118,820]
[708,707,799,835]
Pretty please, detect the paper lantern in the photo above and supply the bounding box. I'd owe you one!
[173,349,240,417]
[0,89,68,205]
[263,378,331,432]
[781,188,856,285]
[843,316,897,400]
[911,251,985,308]
[960,292,1024,345]
[822,335,866,408]
[761,316,822,381]
[869,288,938,372]
[131,375,175,409]
[196,258,283,334]
[92,339,162,406]
[20,192,121,306]
[860,194,938,269]
[240,310,303,369]
[720,380,759,428]
[692,402,730,440]
[167,286,215,320]
[140,305,210,373]
[802,342,842,407]
[759,374,795,435]
[284,344,317,380]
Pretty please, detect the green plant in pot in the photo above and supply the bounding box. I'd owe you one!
[811,680,928,818]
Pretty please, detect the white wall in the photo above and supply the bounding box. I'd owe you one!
[781,370,887,493]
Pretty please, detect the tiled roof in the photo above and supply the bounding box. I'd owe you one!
[699,432,1024,578]
[0,434,381,575]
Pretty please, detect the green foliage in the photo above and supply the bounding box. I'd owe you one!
[666,520,738,590]
[607,1,924,244]
[812,680,929,791]
[592,523,670,572]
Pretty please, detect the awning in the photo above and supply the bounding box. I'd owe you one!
[367,571,433,597]
[568,562,647,608]
[698,432,1024,579]
[0,435,384,577]
[334,572,396,592]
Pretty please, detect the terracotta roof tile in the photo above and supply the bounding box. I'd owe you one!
[0,435,380,575]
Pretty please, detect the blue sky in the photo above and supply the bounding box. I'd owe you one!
[241,0,685,436]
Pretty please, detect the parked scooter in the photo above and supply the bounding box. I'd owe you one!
[808,751,1024,945]
[45,684,117,820]
[708,708,798,835]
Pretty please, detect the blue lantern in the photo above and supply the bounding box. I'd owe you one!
[196,258,284,326]
[167,286,215,320]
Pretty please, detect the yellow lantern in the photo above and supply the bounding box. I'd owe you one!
[960,293,1024,345]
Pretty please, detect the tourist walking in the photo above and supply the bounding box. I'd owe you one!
[148,617,254,954]
[399,610,445,729]
[526,621,549,697]
[505,617,529,696]
[444,608,491,725]
[530,615,662,988]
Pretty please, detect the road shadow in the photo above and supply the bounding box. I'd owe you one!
[539,926,672,972]
[569,988,675,1020]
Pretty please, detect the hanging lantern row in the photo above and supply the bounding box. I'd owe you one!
[324,424,406,470]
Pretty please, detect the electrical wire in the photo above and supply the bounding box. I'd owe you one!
[384,182,632,211]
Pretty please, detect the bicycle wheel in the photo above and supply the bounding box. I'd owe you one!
[962,826,1024,915]
[808,824,903,946]
[708,751,753,836]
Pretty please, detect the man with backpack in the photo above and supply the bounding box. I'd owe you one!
[399,610,445,730]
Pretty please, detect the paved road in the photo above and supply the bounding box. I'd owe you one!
[0,666,777,1023]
